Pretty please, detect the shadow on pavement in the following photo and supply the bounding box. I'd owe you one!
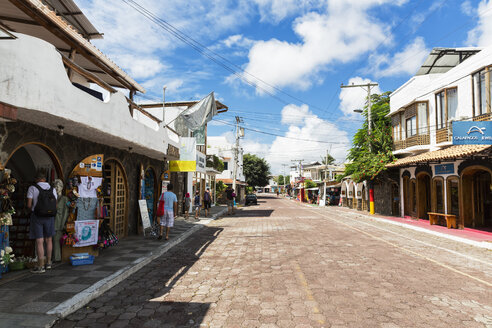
[55,226,224,328]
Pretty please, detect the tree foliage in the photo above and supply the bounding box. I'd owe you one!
[277,175,285,185]
[344,91,394,183]
[206,155,224,172]
[215,181,226,202]
[243,154,271,187]
[304,179,317,189]
[284,175,290,185]
[322,153,335,165]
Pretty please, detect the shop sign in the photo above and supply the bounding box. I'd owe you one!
[434,163,454,175]
[138,200,151,231]
[170,137,196,172]
[452,121,492,145]
[196,151,206,173]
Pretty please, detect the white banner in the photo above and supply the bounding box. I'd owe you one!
[74,220,99,247]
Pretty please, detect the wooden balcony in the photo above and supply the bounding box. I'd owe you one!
[436,128,450,144]
[473,113,492,121]
[393,134,430,151]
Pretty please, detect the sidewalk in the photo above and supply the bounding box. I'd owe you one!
[0,205,227,328]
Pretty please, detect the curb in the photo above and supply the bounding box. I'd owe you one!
[334,208,492,250]
[47,223,205,320]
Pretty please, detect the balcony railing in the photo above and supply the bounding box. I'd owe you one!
[436,128,450,143]
[393,134,430,151]
[473,113,492,121]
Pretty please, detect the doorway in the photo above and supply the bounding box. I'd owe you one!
[417,173,431,220]
[461,168,492,228]
[144,168,156,225]
[103,160,128,237]
[5,143,62,256]
[391,182,400,216]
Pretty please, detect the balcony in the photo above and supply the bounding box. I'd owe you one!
[436,128,451,143]
[473,113,492,121]
[393,134,430,150]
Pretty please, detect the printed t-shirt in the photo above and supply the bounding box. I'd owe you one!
[27,182,58,209]
[78,176,103,198]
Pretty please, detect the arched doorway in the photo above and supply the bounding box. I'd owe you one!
[416,172,431,220]
[103,160,128,237]
[391,182,400,216]
[361,185,368,211]
[348,181,355,208]
[4,143,62,256]
[461,167,492,228]
[144,167,157,225]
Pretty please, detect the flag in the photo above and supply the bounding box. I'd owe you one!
[180,92,217,131]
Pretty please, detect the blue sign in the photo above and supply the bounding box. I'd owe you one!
[453,121,492,145]
[434,163,454,175]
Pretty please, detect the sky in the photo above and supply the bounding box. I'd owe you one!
[78,0,492,174]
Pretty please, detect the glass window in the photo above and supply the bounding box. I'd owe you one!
[436,91,445,129]
[417,103,427,135]
[481,71,487,115]
[223,162,228,170]
[393,123,400,141]
[473,70,489,116]
[406,116,416,137]
[400,113,405,140]
[447,88,458,121]
[448,178,459,216]
[434,179,444,213]
[473,72,481,116]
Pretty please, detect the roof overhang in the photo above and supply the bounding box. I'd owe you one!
[416,47,482,76]
[386,145,492,168]
[0,0,144,93]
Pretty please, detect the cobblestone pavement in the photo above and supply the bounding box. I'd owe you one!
[55,196,492,328]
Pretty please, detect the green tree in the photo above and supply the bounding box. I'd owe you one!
[344,91,394,182]
[322,153,335,165]
[304,179,317,189]
[277,175,285,185]
[243,154,271,187]
[284,176,290,185]
[206,155,224,172]
[215,181,226,203]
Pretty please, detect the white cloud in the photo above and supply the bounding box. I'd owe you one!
[237,104,350,173]
[234,0,403,94]
[222,34,255,48]
[339,77,381,117]
[252,0,326,23]
[467,0,492,47]
[461,0,474,16]
[370,37,429,78]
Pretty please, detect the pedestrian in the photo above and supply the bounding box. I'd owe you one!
[27,169,57,273]
[194,190,201,219]
[203,188,211,217]
[184,192,191,219]
[158,183,177,241]
[225,185,235,215]
[276,189,279,197]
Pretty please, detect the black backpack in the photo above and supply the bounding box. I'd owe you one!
[34,185,57,217]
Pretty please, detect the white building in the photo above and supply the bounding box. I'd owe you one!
[388,47,492,229]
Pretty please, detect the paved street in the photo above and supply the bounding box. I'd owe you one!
[56,196,492,328]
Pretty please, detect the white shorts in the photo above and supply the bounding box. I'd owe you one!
[160,211,174,227]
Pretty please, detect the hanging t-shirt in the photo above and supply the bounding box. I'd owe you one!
[78,176,103,198]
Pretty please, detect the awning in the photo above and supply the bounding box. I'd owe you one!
[386,145,492,168]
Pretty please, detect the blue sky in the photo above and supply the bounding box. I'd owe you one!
[78,0,492,173]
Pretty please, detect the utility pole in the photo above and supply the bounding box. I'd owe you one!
[232,116,243,193]
[340,81,378,215]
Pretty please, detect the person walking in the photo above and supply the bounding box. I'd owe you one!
[27,169,58,273]
[203,188,211,217]
[225,185,235,215]
[158,183,177,241]
[183,192,191,219]
[193,190,201,219]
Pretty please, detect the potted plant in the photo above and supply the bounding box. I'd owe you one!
[9,255,27,271]
[0,246,14,278]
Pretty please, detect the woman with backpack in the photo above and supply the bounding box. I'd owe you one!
[194,190,201,220]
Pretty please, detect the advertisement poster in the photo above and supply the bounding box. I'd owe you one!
[169,137,197,172]
[74,220,99,247]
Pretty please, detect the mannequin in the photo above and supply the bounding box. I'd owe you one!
[53,179,69,262]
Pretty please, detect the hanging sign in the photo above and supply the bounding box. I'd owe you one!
[138,200,151,231]
[74,220,99,247]
[170,137,196,172]
[452,121,492,145]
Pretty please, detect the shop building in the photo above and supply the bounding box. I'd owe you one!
[207,136,246,203]
[0,0,179,257]
[387,46,492,230]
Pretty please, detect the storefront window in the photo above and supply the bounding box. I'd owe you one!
[434,178,444,213]
[447,177,459,216]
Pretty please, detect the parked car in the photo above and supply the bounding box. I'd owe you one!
[245,193,258,205]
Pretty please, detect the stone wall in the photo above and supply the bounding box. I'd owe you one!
[1,121,165,235]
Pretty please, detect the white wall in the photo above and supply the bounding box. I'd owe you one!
[208,136,245,182]
[0,33,178,161]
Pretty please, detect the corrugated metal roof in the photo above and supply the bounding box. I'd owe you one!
[386,145,492,167]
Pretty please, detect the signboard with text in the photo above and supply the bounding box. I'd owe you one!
[434,163,454,175]
[452,121,492,145]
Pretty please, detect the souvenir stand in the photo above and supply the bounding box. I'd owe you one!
[0,169,16,275]
[61,155,118,262]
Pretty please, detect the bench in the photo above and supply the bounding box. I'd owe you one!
[427,212,457,229]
